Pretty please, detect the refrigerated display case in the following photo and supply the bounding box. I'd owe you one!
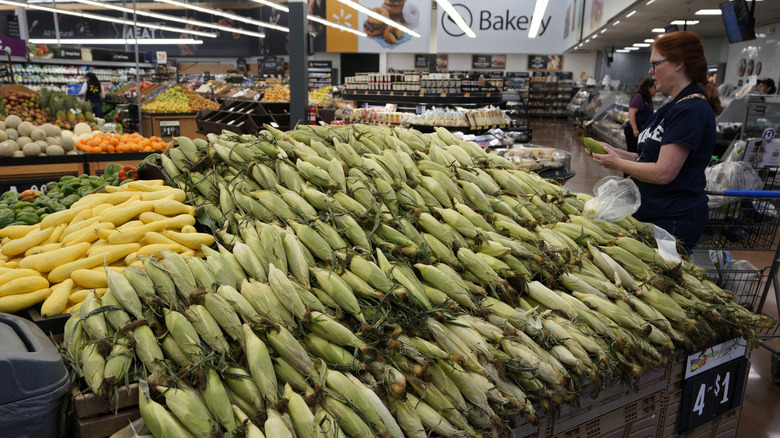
[566,86,599,121]
[584,90,630,149]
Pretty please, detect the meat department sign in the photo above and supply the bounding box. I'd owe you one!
[436,0,565,54]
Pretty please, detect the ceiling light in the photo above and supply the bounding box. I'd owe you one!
[616,49,630,53]
[585,38,590,43]
[436,0,476,38]
[670,20,699,25]
[0,0,217,37]
[250,0,288,12]
[307,15,366,37]
[646,0,656,4]
[612,20,621,26]
[528,0,549,38]
[644,38,655,43]
[30,38,204,45]
[601,29,607,34]
[633,43,651,47]
[624,47,640,50]
[626,10,636,18]
[695,9,722,15]
[154,0,288,32]
[591,34,597,39]
[652,28,665,32]
[72,0,264,38]
[335,0,420,37]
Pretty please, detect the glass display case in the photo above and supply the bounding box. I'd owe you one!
[566,86,599,120]
[741,95,780,140]
[584,90,630,149]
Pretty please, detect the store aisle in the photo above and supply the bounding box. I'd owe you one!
[528,118,621,194]
[531,118,780,437]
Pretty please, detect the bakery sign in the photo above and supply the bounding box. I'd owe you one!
[436,0,565,54]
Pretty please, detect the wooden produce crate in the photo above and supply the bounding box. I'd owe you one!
[141,112,206,142]
[71,383,141,438]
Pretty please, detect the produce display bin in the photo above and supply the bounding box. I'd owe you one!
[141,111,206,142]
[0,155,86,193]
[84,151,157,176]
[71,383,141,438]
[0,313,70,437]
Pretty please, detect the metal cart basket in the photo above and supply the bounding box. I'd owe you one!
[697,189,780,384]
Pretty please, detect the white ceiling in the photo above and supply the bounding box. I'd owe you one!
[569,0,780,53]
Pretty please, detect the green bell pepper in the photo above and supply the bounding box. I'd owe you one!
[48,202,66,213]
[15,211,39,225]
[35,207,48,217]
[61,181,81,196]
[1,191,19,202]
[0,210,15,228]
[76,186,92,197]
[60,194,81,208]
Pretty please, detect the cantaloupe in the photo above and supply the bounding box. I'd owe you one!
[6,128,18,140]
[78,133,92,142]
[74,123,92,136]
[46,136,60,146]
[11,150,24,158]
[0,141,15,157]
[0,130,7,142]
[65,150,79,155]
[59,136,75,152]
[4,115,21,130]
[30,127,46,141]
[22,142,41,156]
[34,140,48,151]
[16,136,32,148]
[41,123,60,137]
[17,121,34,138]
[0,121,6,131]
[45,145,64,156]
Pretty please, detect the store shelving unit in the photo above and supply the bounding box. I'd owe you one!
[504,72,531,142]
[528,71,574,118]
[7,57,154,93]
[585,90,630,149]
[307,61,333,92]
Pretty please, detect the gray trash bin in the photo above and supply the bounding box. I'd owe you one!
[0,313,70,438]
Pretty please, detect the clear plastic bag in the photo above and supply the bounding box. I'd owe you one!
[583,176,641,222]
[705,161,763,208]
[653,224,682,266]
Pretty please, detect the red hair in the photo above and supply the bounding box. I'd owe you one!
[654,31,723,114]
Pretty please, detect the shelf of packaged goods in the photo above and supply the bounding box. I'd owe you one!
[342,92,505,105]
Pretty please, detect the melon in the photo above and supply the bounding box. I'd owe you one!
[22,142,41,156]
[30,127,46,141]
[6,128,18,140]
[0,131,6,142]
[78,133,93,142]
[17,121,34,138]
[35,140,48,151]
[16,136,32,148]
[41,123,61,137]
[0,141,15,157]
[74,122,92,136]
[46,136,60,146]
[60,135,75,152]
[0,121,6,131]
[66,150,79,155]
[4,115,21,130]
[11,150,24,158]
[45,145,64,156]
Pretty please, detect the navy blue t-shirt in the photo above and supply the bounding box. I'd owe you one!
[633,83,716,218]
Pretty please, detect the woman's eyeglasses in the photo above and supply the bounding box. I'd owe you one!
[650,59,667,73]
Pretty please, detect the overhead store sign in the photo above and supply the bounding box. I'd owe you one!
[436,0,565,54]
[581,0,634,37]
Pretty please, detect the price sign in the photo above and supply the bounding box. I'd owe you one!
[159,120,180,138]
[679,355,748,433]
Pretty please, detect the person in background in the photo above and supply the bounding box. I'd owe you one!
[79,72,105,117]
[756,78,776,95]
[589,31,722,253]
[624,78,657,153]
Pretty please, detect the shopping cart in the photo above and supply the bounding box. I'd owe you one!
[696,189,780,384]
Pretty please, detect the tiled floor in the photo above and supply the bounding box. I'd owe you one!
[529,117,780,437]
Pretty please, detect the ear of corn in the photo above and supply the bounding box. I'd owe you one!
[242,324,278,404]
[201,368,237,432]
[267,324,314,377]
[224,366,265,413]
[164,308,203,363]
[156,385,216,437]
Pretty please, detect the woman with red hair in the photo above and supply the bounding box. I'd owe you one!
[589,31,722,252]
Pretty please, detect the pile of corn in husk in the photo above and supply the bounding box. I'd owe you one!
[62,124,773,438]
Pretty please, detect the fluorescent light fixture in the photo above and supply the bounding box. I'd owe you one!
[644,38,655,42]
[528,0,549,38]
[633,43,651,47]
[307,15,366,37]
[616,49,630,53]
[695,9,722,15]
[646,0,656,4]
[249,0,365,36]
[591,34,597,39]
[601,29,607,34]
[0,0,217,37]
[72,0,265,38]
[624,46,640,50]
[626,10,636,18]
[154,0,288,32]
[670,20,699,25]
[612,20,621,26]
[585,38,590,42]
[30,38,204,45]
[652,28,665,32]
[335,0,420,37]
[436,0,476,38]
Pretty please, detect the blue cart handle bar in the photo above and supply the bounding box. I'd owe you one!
[706,190,780,198]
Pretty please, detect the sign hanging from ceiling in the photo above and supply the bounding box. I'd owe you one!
[435,0,565,54]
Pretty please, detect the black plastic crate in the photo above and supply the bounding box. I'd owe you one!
[698,197,780,250]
